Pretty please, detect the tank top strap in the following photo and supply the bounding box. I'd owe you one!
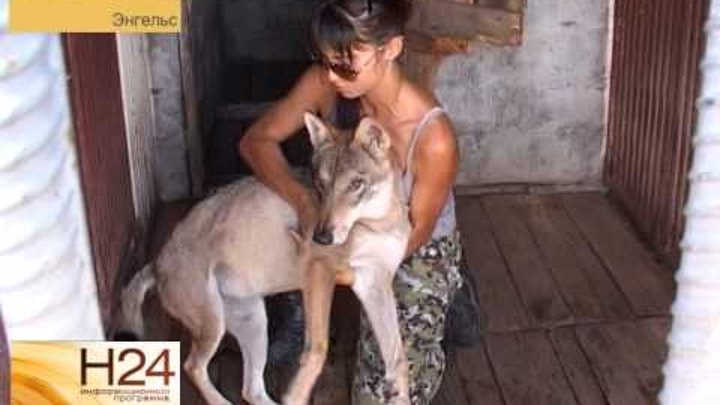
[404,106,445,172]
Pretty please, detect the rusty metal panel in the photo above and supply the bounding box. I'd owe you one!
[63,34,136,327]
[605,0,709,268]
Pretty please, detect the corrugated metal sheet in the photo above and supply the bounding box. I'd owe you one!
[0,31,103,339]
[605,0,709,267]
[62,34,136,326]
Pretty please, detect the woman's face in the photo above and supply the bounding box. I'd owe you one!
[319,43,387,98]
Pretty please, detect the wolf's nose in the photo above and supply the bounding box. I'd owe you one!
[313,229,333,245]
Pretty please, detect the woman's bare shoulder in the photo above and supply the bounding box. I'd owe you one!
[288,65,335,112]
[404,80,456,151]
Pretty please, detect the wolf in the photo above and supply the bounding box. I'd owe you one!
[118,113,412,405]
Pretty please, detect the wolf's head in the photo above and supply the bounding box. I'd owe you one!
[304,112,400,245]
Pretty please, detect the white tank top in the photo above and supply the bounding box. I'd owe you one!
[401,107,457,240]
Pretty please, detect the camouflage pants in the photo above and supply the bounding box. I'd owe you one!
[352,231,463,405]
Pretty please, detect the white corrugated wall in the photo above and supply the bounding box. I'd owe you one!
[0,6,104,339]
[660,0,720,403]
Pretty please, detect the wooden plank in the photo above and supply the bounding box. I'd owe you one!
[481,195,573,327]
[485,331,578,405]
[475,0,525,12]
[63,33,135,327]
[456,197,530,332]
[522,195,632,321]
[560,193,675,316]
[637,317,671,366]
[431,350,470,405]
[408,0,522,46]
[179,0,204,197]
[549,328,609,405]
[454,344,505,405]
[404,29,470,54]
[575,321,665,405]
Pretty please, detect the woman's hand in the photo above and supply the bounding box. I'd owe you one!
[295,189,320,239]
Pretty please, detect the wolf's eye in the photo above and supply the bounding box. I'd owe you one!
[349,178,365,191]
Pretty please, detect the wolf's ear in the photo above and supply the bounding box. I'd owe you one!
[354,116,390,155]
[304,112,332,149]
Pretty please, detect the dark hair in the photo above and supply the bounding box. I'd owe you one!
[310,0,412,64]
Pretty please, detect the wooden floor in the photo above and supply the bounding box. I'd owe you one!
[146,192,676,405]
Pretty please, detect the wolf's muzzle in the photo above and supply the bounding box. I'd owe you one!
[312,227,334,245]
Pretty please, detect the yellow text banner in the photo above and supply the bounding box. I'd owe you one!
[9,0,182,33]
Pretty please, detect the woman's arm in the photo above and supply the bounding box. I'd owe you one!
[238,65,334,233]
[404,115,459,257]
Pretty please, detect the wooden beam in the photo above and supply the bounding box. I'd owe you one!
[408,0,522,47]
[402,0,525,90]
[180,0,204,197]
[474,0,525,13]
[405,29,469,54]
[63,33,135,328]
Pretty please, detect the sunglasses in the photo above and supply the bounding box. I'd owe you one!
[316,47,383,81]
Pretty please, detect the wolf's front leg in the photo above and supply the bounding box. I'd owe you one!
[282,257,335,405]
[351,270,410,405]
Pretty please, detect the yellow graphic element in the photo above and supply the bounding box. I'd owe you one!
[10,341,180,405]
[9,0,182,33]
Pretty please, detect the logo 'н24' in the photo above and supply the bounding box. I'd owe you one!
[81,348,176,386]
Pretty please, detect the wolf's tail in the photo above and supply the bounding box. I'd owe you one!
[116,264,156,340]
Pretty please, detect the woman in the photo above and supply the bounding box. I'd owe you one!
[238,1,464,404]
